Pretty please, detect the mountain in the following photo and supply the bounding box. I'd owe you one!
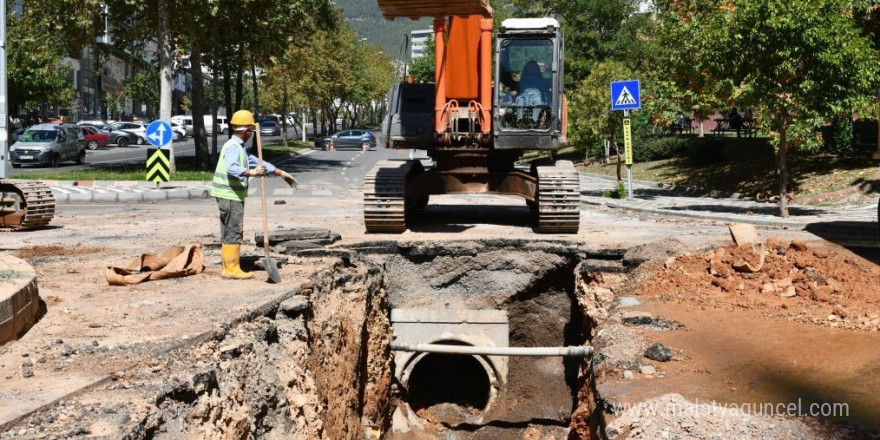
[334,0,433,60]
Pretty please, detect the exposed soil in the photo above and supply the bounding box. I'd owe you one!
[634,238,880,331]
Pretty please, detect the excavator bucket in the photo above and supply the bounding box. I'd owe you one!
[0,180,55,231]
[376,0,492,19]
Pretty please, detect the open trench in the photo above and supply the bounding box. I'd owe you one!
[11,239,633,440]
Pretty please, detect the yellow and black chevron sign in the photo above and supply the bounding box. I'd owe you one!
[146,148,171,183]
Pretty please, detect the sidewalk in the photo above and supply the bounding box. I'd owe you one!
[579,173,879,229]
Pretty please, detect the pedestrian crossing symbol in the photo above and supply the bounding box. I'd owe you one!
[615,87,636,106]
[610,80,641,111]
[146,148,171,183]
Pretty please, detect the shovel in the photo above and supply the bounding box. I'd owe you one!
[254,123,282,284]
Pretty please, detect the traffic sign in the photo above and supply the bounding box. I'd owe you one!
[146,121,172,148]
[610,80,641,111]
[146,148,171,183]
[623,118,633,165]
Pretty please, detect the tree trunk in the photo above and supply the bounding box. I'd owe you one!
[223,57,233,140]
[157,0,172,122]
[615,138,622,182]
[778,114,789,218]
[190,43,210,170]
[251,64,260,118]
[234,53,243,111]
[211,57,219,163]
[281,83,288,148]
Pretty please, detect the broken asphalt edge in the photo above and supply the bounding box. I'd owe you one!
[0,284,300,431]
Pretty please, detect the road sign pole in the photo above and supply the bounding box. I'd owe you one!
[624,109,633,201]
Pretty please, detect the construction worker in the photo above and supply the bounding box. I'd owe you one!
[211,109,298,279]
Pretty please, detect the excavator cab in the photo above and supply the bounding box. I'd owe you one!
[494,18,566,151]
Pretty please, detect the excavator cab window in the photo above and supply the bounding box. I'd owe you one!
[497,39,554,131]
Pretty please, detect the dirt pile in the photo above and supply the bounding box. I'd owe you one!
[636,238,880,330]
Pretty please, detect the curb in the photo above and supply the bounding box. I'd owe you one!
[581,197,809,229]
[49,184,211,204]
[0,255,40,346]
[581,172,745,200]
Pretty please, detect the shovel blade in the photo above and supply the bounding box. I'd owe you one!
[263,255,282,284]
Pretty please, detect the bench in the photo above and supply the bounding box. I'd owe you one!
[713,117,759,138]
[669,117,693,135]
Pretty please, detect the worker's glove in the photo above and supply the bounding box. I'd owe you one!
[279,170,299,189]
[250,165,267,176]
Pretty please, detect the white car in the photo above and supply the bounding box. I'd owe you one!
[111,121,148,145]
[170,122,187,141]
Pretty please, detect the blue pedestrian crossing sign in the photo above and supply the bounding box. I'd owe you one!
[146,120,173,148]
[610,80,641,111]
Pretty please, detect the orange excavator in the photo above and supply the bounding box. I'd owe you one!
[365,0,580,233]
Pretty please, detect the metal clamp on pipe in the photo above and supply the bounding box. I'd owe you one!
[390,342,593,357]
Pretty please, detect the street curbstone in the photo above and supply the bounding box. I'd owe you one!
[189,188,211,199]
[142,191,168,202]
[117,192,144,203]
[67,192,94,203]
[165,189,191,200]
[90,192,118,203]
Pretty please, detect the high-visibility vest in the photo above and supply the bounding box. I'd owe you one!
[211,140,248,201]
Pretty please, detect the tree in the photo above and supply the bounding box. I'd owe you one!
[654,0,730,136]
[409,36,435,83]
[715,0,880,217]
[6,13,73,119]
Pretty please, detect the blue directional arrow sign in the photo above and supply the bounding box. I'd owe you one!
[610,80,641,111]
[146,120,172,148]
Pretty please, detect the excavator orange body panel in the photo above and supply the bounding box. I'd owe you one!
[445,15,481,101]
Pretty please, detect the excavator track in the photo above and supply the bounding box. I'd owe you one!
[0,180,55,231]
[535,161,580,234]
[364,160,416,233]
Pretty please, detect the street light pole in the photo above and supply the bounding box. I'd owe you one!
[0,0,8,179]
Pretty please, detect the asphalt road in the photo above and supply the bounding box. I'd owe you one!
[5,129,301,175]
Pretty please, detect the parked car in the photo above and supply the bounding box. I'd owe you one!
[9,123,86,167]
[80,126,109,150]
[111,121,148,145]
[314,129,377,151]
[216,116,229,134]
[170,122,187,141]
[171,115,218,136]
[259,120,281,136]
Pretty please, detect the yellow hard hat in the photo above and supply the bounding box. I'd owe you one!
[230,110,255,128]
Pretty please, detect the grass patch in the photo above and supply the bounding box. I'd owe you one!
[9,140,307,181]
[581,141,880,203]
[521,134,880,204]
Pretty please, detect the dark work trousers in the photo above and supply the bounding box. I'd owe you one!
[217,197,245,244]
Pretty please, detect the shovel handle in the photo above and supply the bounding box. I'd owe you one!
[255,124,270,252]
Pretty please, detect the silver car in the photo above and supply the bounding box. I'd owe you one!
[9,123,86,167]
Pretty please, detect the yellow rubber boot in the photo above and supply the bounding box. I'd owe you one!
[220,244,254,279]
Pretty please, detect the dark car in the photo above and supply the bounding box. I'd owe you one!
[259,121,281,137]
[314,130,377,151]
